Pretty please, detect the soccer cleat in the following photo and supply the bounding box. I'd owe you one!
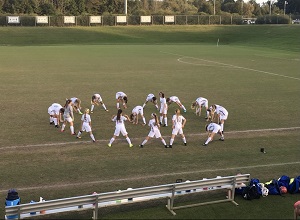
[202,143,207,146]
[184,110,186,113]
[163,124,168,127]
[168,145,172,148]
[93,140,96,142]
[78,112,83,115]
[55,125,59,128]
[90,111,93,114]
[205,117,208,119]
[142,123,146,126]
[105,109,109,112]
[164,145,168,148]
[50,122,54,125]
[129,144,133,148]
[108,144,112,147]
[219,137,225,141]
[139,145,143,148]
[60,130,64,132]
[159,122,162,125]
[76,136,81,139]
[184,143,187,146]
[71,132,76,135]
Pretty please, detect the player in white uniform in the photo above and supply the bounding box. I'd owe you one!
[76,109,96,142]
[130,105,146,125]
[108,109,133,148]
[159,92,168,127]
[202,122,224,146]
[208,104,228,135]
[166,96,187,113]
[48,103,63,128]
[90,93,108,113]
[116,91,128,109]
[61,99,76,135]
[139,113,167,148]
[191,97,209,119]
[168,109,187,148]
[142,93,159,110]
[70,97,83,114]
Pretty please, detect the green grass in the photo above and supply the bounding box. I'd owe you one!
[0,26,300,219]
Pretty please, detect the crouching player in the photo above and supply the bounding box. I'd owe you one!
[202,123,224,146]
[130,105,146,125]
[48,103,63,128]
[116,91,128,109]
[70,97,83,114]
[76,109,96,142]
[91,93,108,113]
[166,96,187,113]
[191,97,209,119]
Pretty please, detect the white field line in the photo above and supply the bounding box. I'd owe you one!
[253,54,300,61]
[161,51,300,81]
[1,161,299,192]
[0,127,299,150]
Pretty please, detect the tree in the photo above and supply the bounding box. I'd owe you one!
[38,2,56,15]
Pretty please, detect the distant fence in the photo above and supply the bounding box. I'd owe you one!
[0,15,291,26]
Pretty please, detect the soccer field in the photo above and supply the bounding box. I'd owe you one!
[0,26,300,219]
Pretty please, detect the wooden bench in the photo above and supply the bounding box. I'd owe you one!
[5,174,250,219]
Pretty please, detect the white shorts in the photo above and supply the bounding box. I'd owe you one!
[160,107,167,114]
[148,129,161,138]
[114,125,128,136]
[82,123,92,132]
[64,116,73,123]
[201,101,208,108]
[220,114,228,121]
[172,126,183,135]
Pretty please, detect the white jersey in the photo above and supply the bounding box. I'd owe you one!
[132,106,144,115]
[48,103,62,115]
[169,96,179,103]
[216,105,228,117]
[116,92,127,99]
[196,97,208,107]
[172,114,185,128]
[112,115,127,126]
[146,94,155,102]
[81,114,91,124]
[93,94,102,102]
[70,97,77,104]
[160,97,167,114]
[64,105,73,119]
[207,123,221,133]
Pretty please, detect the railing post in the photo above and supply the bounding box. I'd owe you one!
[93,196,99,220]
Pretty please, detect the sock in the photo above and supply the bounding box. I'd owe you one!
[170,138,174,145]
[206,111,209,117]
[50,117,53,123]
[91,105,95,112]
[196,108,200,114]
[142,117,146,124]
[161,139,167,146]
[142,139,148,145]
[160,116,163,123]
[182,105,186,111]
[126,137,132,145]
[90,134,95,141]
[77,131,82,138]
[142,103,146,108]
[221,124,224,132]
[164,117,168,126]
[205,137,212,145]
[61,124,66,131]
[182,137,186,144]
[155,104,159,110]
[70,126,74,134]
[109,138,115,144]
[78,109,82,114]
[102,104,107,110]
[117,103,120,109]
[53,118,58,125]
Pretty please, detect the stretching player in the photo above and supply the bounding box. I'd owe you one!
[130,105,146,125]
[61,99,76,135]
[142,93,159,110]
[169,109,187,148]
[191,97,209,119]
[76,109,96,142]
[116,91,128,109]
[166,96,187,113]
[70,97,83,114]
[208,104,228,135]
[48,103,63,128]
[159,91,168,127]
[203,123,224,146]
[108,109,133,148]
[90,93,108,113]
[139,113,167,148]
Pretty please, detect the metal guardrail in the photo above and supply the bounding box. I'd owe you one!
[5,174,250,219]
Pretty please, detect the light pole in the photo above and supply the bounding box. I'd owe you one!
[269,0,272,15]
[125,0,127,15]
[284,1,288,16]
[213,0,216,15]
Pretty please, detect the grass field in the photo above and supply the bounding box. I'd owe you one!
[0,25,300,219]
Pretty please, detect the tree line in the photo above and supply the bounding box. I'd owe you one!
[0,0,299,17]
